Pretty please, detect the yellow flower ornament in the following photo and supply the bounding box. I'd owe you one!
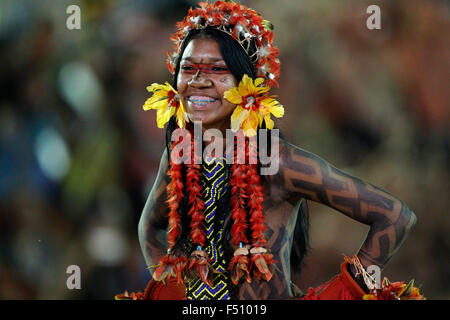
[143,82,188,129]
[224,74,284,137]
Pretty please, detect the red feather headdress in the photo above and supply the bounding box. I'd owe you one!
[167,1,281,87]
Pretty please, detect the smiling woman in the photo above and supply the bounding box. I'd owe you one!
[115,1,424,301]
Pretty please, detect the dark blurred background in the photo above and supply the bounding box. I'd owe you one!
[0,0,448,299]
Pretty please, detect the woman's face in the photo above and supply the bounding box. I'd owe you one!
[177,38,238,133]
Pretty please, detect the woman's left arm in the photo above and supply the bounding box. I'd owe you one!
[280,140,417,271]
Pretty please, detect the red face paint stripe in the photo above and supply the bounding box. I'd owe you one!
[181,63,230,75]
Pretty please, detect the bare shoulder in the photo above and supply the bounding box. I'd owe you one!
[259,135,307,205]
[274,136,333,204]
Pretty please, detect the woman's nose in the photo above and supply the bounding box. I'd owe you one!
[188,70,212,87]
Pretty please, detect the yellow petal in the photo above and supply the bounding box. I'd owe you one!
[260,97,277,107]
[163,82,177,92]
[231,106,248,132]
[243,126,256,137]
[152,91,169,99]
[231,105,243,123]
[264,114,274,129]
[146,83,163,93]
[176,101,187,128]
[261,99,284,118]
[154,102,174,129]
[143,97,169,111]
[243,111,259,137]
[254,77,270,95]
[254,78,265,87]
[250,111,259,129]
[156,108,166,128]
[224,87,243,105]
[142,97,154,110]
[256,86,270,95]
[238,74,255,97]
[144,95,160,106]
[146,82,172,95]
[163,106,176,126]
[269,104,284,118]
[258,112,264,126]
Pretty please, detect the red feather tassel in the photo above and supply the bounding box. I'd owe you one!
[229,134,249,246]
[230,164,249,245]
[245,142,267,246]
[165,140,185,249]
[185,249,216,286]
[229,245,252,285]
[250,247,275,282]
[244,139,276,281]
[186,137,206,246]
[246,140,265,243]
[152,254,187,285]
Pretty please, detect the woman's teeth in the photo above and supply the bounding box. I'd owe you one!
[189,96,217,106]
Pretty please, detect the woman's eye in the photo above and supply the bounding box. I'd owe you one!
[182,65,194,70]
[212,66,228,72]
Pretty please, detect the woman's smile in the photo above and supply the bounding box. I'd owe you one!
[187,95,219,110]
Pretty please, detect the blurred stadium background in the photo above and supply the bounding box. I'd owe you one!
[0,0,448,299]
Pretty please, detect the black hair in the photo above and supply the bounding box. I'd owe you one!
[164,27,309,298]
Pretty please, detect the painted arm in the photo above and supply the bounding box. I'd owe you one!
[281,140,417,271]
[138,149,170,273]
